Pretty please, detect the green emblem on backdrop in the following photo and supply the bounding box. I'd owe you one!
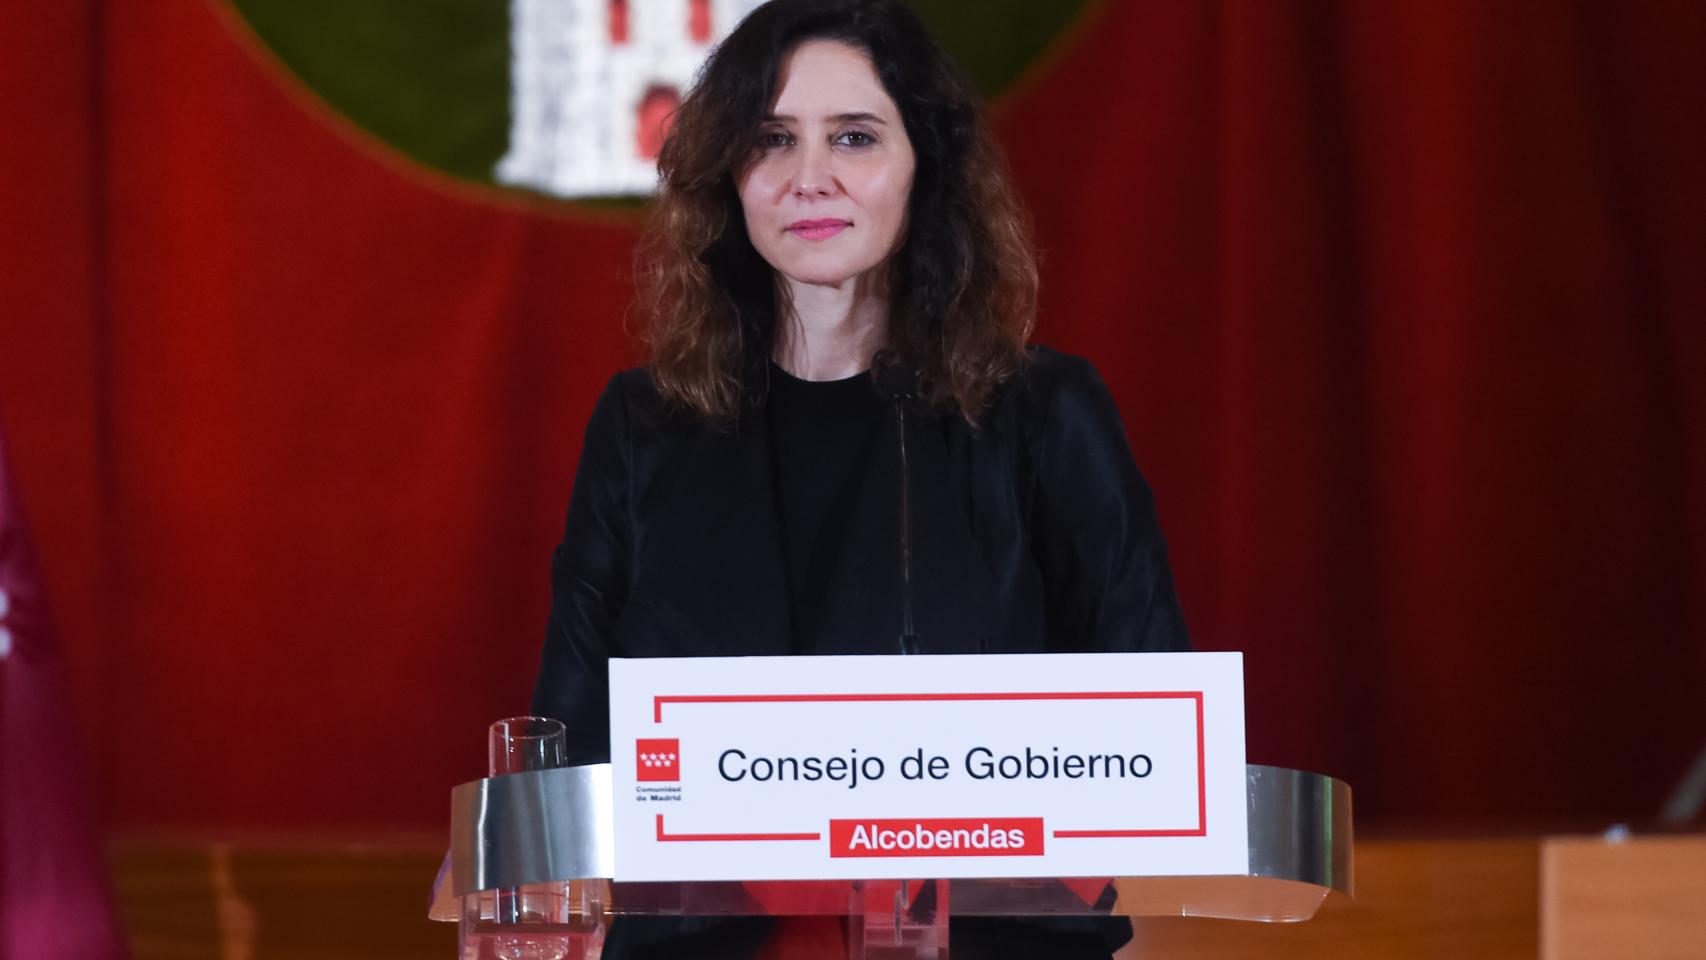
[226,0,1092,192]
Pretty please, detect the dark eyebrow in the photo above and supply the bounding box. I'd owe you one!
[764,112,889,125]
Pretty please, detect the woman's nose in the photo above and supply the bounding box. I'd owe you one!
[791,142,835,197]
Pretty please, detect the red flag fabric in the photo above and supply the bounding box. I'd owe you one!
[0,427,128,958]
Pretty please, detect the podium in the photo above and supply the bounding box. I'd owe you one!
[431,762,1352,958]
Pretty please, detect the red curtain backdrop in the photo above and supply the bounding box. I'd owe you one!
[1,0,1701,834]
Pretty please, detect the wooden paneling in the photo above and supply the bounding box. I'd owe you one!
[112,838,456,960]
[114,837,1545,959]
[1542,835,1706,960]
[1125,839,1541,960]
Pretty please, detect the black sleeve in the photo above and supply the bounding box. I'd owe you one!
[1020,353,1188,954]
[1028,352,1190,653]
[530,373,632,765]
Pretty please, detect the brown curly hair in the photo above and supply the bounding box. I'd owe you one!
[637,0,1037,424]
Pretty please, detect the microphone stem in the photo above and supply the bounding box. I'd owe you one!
[894,398,918,654]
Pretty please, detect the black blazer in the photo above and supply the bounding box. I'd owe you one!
[531,346,1190,763]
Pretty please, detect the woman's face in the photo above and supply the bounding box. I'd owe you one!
[737,40,917,290]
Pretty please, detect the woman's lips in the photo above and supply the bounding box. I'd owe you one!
[787,219,850,241]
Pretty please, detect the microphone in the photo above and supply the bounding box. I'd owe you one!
[876,360,921,656]
[874,360,918,403]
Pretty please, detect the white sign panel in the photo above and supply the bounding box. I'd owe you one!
[608,652,1247,882]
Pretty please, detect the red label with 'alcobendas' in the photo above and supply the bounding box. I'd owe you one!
[829,818,1045,858]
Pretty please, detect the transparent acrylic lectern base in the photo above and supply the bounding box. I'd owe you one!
[451,879,950,959]
[458,881,606,960]
[455,879,946,960]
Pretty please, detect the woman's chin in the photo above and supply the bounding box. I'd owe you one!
[778,263,886,291]
[791,274,857,289]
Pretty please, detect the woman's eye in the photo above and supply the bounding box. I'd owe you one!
[758,130,793,149]
[836,130,876,147]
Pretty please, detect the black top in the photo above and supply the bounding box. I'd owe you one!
[765,363,897,655]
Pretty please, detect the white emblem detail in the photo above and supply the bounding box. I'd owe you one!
[498,0,766,197]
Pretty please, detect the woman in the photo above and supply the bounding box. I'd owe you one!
[532,0,1188,955]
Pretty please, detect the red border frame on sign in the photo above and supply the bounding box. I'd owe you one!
[651,691,1207,841]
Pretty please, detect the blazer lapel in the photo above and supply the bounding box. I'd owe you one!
[634,408,793,657]
[906,410,999,654]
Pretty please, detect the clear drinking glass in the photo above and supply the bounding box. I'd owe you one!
[482,717,583,959]
[489,716,567,777]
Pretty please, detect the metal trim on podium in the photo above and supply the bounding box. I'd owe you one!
[450,762,617,895]
[444,762,1352,920]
